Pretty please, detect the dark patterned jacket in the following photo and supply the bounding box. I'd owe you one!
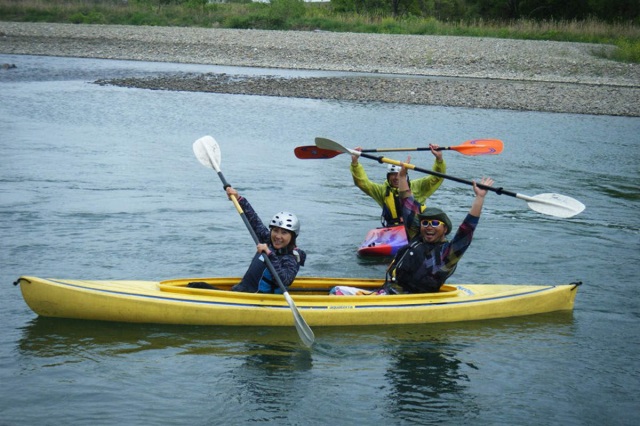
[394,195,478,292]
[232,196,306,293]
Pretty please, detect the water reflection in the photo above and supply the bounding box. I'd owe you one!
[322,314,576,422]
[239,342,313,371]
[15,304,580,424]
[19,318,183,358]
[17,317,305,358]
[225,342,314,422]
[19,313,575,357]
[384,340,474,421]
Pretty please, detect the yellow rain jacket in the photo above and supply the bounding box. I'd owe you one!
[350,159,446,226]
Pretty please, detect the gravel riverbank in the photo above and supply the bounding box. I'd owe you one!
[1,22,639,116]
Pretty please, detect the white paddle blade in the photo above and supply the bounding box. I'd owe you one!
[193,135,221,171]
[520,193,586,218]
[284,292,315,347]
[315,137,360,157]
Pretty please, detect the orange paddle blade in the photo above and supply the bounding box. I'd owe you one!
[448,139,503,155]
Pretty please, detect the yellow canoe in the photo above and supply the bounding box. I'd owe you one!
[15,276,580,327]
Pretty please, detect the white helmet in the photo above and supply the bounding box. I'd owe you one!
[387,164,402,174]
[270,211,300,236]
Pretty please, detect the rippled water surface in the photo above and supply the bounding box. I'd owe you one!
[1,54,639,425]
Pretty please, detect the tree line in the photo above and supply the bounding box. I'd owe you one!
[328,0,639,22]
[147,0,638,22]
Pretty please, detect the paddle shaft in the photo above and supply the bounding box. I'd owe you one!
[358,151,517,197]
[214,171,291,296]
[223,188,314,346]
[358,139,503,155]
[195,137,314,347]
[364,147,469,153]
[359,152,581,212]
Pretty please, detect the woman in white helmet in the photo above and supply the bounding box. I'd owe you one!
[350,144,445,227]
[224,186,306,293]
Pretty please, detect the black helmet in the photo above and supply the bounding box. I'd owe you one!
[418,207,452,235]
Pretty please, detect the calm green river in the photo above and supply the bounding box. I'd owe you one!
[1,54,638,425]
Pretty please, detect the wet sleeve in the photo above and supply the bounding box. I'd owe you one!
[350,162,386,207]
[238,197,271,243]
[400,195,422,241]
[442,214,479,269]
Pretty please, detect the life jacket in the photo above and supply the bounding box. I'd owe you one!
[381,177,425,227]
[381,186,402,227]
[387,239,456,293]
[235,246,303,294]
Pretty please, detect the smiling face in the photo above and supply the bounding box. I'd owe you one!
[270,227,293,250]
[387,173,401,188]
[419,219,447,243]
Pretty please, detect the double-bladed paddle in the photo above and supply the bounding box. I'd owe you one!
[315,137,585,219]
[294,138,503,159]
[193,135,315,347]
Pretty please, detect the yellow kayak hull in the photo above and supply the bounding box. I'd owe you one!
[16,276,580,327]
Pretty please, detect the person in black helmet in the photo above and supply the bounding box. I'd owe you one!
[224,186,306,294]
[350,145,445,227]
[385,158,493,294]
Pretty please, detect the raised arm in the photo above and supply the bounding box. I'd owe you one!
[469,177,494,217]
[398,156,411,196]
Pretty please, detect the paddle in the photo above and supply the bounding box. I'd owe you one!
[315,137,585,218]
[294,138,503,159]
[193,135,315,347]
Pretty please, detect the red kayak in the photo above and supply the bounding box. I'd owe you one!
[357,225,408,257]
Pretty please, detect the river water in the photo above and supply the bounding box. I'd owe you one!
[1,54,639,425]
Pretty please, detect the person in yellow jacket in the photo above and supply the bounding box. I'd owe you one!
[350,144,445,227]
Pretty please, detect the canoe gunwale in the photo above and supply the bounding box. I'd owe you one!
[158,277,461,301]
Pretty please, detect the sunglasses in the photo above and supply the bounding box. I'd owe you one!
[420,219,445,228]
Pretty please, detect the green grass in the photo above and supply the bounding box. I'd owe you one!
[1,0,638,63]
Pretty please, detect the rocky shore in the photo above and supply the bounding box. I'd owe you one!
[1,22,639,116]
